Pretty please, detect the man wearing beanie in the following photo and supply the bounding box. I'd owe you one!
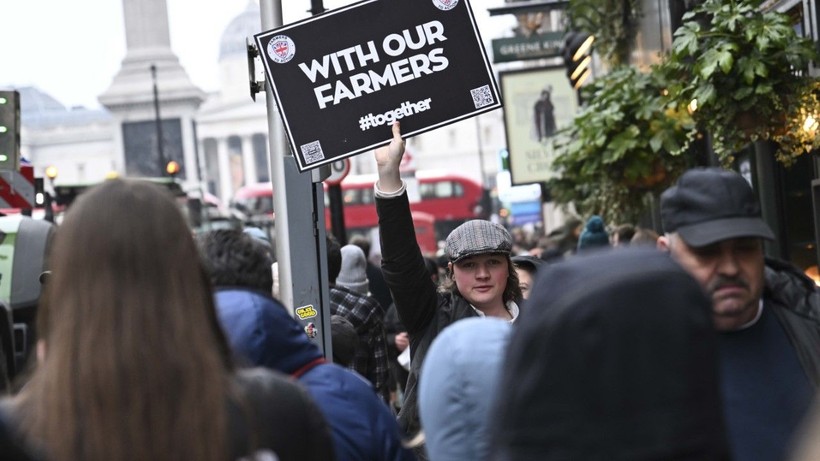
[657,167,820,461]
[577,215,610,252]
[327,237,391,404]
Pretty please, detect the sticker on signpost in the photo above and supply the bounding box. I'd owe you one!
[254,0,501,172]
[296,305,318,320]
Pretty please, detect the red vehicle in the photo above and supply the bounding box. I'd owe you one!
[406,210,437,256]
[336,171,488,238]
[231,171,488,251]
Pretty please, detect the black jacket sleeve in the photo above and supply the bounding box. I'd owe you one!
[376,192,439,336]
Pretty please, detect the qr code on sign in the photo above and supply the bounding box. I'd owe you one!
[471,85,494,109]
[301,141,325,164]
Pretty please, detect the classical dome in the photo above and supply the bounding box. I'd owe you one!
[17,86,65,114]
[15,86,110,129]
[219,1,261,61]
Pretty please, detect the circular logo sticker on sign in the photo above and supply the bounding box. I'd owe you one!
[267,35,296,64]
[432,0,458,10]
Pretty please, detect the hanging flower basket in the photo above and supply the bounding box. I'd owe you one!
[659,0,820,166]
[548,66,697,223]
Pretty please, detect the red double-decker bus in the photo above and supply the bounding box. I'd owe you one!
[231,170,489,253]
[336,171,489,238]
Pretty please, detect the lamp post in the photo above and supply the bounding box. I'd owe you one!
[150,64,167,177]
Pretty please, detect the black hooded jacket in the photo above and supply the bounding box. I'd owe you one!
[487,248,731,461]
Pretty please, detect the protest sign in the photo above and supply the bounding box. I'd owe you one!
[254,0,501,172]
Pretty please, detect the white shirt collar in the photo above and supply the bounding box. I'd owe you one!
[471,300,520,323]
[732,299,765,331]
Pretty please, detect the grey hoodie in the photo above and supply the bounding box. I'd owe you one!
[419,318,511,461]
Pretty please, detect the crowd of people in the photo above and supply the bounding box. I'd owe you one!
[0,120,818,461]
[370,122,820,461]
[505,211,661,263]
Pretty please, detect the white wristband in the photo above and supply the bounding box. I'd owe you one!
[374,180,407,198]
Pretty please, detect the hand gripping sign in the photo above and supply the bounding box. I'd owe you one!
[254,0,501,172]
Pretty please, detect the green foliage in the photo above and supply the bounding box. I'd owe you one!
[660,0,820,165]
[548,0,820,221]
[547,66,697,223]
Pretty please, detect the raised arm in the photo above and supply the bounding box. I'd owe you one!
[374,123,438,335]
[374,121,406,193]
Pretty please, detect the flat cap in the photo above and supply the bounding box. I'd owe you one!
[445,220,513,262]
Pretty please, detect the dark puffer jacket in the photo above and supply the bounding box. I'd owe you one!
[763,257,820,386]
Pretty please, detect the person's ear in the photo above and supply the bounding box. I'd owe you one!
[657,235,671,252]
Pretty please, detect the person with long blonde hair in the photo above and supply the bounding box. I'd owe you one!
[3,179,333,461]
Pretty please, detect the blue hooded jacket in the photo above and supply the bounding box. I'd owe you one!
[419,318,511,461]
[214,288,415,461]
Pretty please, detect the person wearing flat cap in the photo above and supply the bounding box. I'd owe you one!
[373,122,522,460]
[657,167,820,461]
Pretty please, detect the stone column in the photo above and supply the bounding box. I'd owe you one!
[217,137,233,204]
[99,0,205,185]
[242,135,257,185]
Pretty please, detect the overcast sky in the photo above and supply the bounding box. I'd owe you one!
[1,0,512,110]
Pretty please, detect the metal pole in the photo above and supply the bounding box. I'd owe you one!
[328,184,346,244]
[753,140,787,260]
[44,192,54,223]
[259,0,332,357]
[475,116,487,186]
[191,121,210,228]
[150,64,167,176]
